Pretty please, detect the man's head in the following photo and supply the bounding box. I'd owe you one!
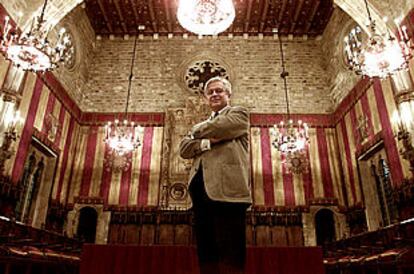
[203,77,232,112]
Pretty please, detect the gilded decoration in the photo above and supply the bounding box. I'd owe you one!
[356,114,369,144]
[44,113,61,142]
[286,151,310,174]
[170,182,188,201]
[160,97,210,209]
[63,30,77,71]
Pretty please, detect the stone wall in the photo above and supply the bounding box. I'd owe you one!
[369,0,414,24]
[52,5,96,106]
[83,35,332,114]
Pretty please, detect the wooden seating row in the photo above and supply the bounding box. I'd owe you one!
[0,216,81,274]
[324,218,414,274]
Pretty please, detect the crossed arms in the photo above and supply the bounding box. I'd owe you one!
[179,106,249,159]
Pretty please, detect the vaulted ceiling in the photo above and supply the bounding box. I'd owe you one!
[84,0,334,36]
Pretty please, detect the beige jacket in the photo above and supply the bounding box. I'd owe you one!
[179,106,252,204]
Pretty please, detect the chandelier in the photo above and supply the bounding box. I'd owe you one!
[344,0,412,78]
[0,0,72,72]
[272,34,310,173]
[177,0,235,35]
[104,29,142,170]
[104,119,141,156]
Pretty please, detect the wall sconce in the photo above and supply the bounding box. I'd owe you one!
[0,108,21,176]
[391,70,414,171]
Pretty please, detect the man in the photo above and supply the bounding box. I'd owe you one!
[179,77,252,274]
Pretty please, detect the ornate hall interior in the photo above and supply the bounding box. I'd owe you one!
[0,0,413,273]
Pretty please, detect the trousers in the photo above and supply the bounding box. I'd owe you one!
[189,169,248,274]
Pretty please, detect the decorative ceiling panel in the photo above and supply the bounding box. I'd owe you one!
[84,0,334,36]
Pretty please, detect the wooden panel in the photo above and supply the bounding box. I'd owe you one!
[158,224,175,244]
[140,224,155,245]
[174,224,192,245]
[286,226,304,246]
[255,225,271,246]
[270,226,288,246]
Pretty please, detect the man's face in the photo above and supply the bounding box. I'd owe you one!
[204,81,230,112]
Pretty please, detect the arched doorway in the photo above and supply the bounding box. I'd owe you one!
[77,207,98,243]
[315,209,336,246]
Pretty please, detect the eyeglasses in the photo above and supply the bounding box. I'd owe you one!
[205,88,226,96]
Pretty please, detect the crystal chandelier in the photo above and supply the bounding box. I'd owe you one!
[104,119,141,156]
[344,0,412,78]
[177,0,235,35]
[272,34,310,173]
[104,30,142,170]
[0,0,72,72]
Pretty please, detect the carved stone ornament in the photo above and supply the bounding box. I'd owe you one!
[45,113,61,142]
[184,96,211,125]
[64,31,76,70]
[185,60,230,95]
[170,182,188,201]
[356,115,369,144]
[178,53,235,95]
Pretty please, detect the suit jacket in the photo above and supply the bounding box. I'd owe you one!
[179,106,252,204]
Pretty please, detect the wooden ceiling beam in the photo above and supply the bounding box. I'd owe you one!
[114,0,128,33]
[259,0,270,33]
[244,0,254,33]
[148,0,159,33]
[277,0,287,30]
[97,0,113,33]
[130,0,140,31]
[289,0,305,33]
[163,0,173,33]
[86,0,333,37]
[304,0,321,33]
[228,0,235,33]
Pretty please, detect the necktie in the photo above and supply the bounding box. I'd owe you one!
[210,112,219,120]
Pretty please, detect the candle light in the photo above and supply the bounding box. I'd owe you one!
[401,25,409,41]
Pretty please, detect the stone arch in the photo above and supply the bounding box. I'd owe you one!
[315,208,336,246]
[334,0,388,34]
[302,205,348,246]
[77,206,98,243]
[66,203,111,244]
[2,0,83,30]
